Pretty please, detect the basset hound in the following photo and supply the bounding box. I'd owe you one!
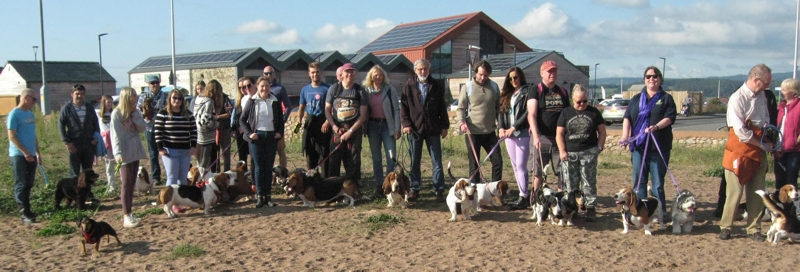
[613,187,665,235]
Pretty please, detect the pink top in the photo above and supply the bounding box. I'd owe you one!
[369,93,385,119]
[778,99,800,152]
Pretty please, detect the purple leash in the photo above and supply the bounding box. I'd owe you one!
[628,131,681,194]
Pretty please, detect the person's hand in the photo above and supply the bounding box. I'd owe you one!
[460,123,469,133]
[65,143,77,154]
[532,136,541,149]
[275,133,282,139]
[116,157,123,164]
[159,149,169,157]
[403,126,411,135]
[341,130,353,141]
[36,154,42,165]
[774,151,783,159]
[293,123,301,134]
[189,147,196,156]
[322,121,330,134]
[441,129,448,139]
[645,125,658,133]
[619,136,629,147]
[24,153,35,162]
[90,139,98,146]
[559,150,568,162]
[332,125,341,136]
[395,131,401,140]
[249,133,259,140]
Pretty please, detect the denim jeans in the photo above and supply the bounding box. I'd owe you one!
[145,130,161,182]
[774,151,800,189]
[408,133,445,193]
[367,121,396,187]
[631,148,670,214]
[162,147,191,186]
[68,142,96,178]
[250,131,278,197]
[12,155,37,205]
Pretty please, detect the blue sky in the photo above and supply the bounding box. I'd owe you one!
[2,0,797,84]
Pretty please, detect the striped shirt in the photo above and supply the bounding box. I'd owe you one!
[74,104,86,125]
[154,109,197,150]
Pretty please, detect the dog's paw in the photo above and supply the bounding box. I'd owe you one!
[620,230,629,234]
[644,230,653,236]
[567,221,574,226]
[448,218,457,222]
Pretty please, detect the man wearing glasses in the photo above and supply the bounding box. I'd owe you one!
[137,75,168,184]
[718,64,773,242]
[58,84,100,179]
[8,89,43,223]
[262,66,293,169]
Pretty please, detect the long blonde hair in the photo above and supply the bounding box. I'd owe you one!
[117,87,137,121]
[362,65,390,92]
[165,90,189,119]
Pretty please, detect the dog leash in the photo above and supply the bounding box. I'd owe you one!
[481,136,507,164]
[202,139,236,178]
[629,131,681,194]
[310,140,345,174]
[38,164,51,188]
[464,131,487,183]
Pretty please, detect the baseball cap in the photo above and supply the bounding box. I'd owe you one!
[146,75,161,84]
[341,63,356,71]
[540,61,557,72]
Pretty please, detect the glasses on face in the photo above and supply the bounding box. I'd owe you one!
[645,74,660,80]
[263,72,275,76]
[510,76,519,81]
[171,97,183,101]
[240,83,252,89]
[576,100,588,105]
[28,96,39,103]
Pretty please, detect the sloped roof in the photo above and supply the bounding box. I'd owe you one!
[6,61,115,82]
[307,51,350,71]
[129,47,275,73]
[268,49,315,71]
[374,54,413,71]
[344,52,384,71]
[358,12,532,55]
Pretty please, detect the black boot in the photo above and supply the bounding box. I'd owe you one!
[585,207,597,222]
[19,203,35,223]
[265,195,276,207]
[255,195,265,208]
[509,195,530,210]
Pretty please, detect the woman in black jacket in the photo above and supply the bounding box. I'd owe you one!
[239,76,284,208]
[498,67,531,209]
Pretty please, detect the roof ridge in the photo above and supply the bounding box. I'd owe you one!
[395,12,478,28]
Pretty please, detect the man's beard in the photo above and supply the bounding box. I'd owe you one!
[417,75,427,82]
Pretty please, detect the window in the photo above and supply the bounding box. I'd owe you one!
[431,40,452,77]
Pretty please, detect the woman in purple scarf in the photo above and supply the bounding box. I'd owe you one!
[620,66,677,219]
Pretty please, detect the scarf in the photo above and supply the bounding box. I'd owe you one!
[631,87,663,151]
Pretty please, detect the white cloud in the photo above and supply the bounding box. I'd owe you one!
[593,0,649,8]
[235,19,282,34]
[268,29,304,45]
[313,18,395,52]
[509,3,577,39]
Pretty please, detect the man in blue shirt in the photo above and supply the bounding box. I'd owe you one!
[297,62,332,176]
[263,66,293,170]
[8,89,42,223]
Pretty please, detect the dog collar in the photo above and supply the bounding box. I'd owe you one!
[197,180,223,201]
[81,230,95,244]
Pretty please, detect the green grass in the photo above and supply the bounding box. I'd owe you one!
[133,207,164,219]
[36,222,76,237]
[703,166,725,178]
[363,213,402,231]
[163,243,207,260]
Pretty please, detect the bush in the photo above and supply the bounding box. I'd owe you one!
[704,98,726,114]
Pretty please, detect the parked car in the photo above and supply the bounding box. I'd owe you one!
[596,99,615,111]
[601,99,630,125]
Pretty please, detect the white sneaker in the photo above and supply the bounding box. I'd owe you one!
[107,186,115,194]
[123,215,141,228]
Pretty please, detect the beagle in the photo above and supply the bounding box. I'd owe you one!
[475,180,510,212]
[286,171,361,207]
[187,165,217,187]
[613,187,665,235]
[447,179,478,222]
[382,171,411,208]
[157,173,230,218]
[757,190,800,245]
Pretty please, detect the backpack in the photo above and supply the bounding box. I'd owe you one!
[194,99,219,132]
[331,82,362,124]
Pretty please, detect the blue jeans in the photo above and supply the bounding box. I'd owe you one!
[631,148,670,214]
[145,130,161,181]
[162,147,191,186]
[408,133,445,193]
[12,156,37,205]
[367,121,396,187]
[250,131,278,197]
[775,151,800,189]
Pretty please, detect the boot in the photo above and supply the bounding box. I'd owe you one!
[19,203,35,224]
[265,195,276,207]
[585,207,597,222]
[509,195,530,210]
[255,195,265,208]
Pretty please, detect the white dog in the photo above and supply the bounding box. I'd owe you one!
[447,179,477,221]
[475,180,510,212]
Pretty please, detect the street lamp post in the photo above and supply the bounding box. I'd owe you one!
[510,44,517,67]
[98,33,108,95]
[659,57,666,79]
[32,46,38,61]
[594,63,600,101]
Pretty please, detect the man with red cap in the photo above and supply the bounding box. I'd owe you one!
[324,63,368,182]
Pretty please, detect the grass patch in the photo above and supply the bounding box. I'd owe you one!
[133,207,164,219]
[36,222,75,237]
[703,166,725,177]
[163,243,207,260]
[598,161,625,170]
[766,179,775,188]
[363,213,402,231]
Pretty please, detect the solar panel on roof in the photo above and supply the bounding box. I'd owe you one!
[359,17,464,52]
[135,50,249,69]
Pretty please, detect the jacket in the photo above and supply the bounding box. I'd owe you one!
[58,102,100,146]
[366,84,401,134]
[240,96,285,143]
[778,99,800,153]
[400,75,449,137]
[498,86,530,136]
[110,109,147,165]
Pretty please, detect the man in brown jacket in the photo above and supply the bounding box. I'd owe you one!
[400,59,449,201]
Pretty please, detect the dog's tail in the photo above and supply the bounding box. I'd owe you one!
[447,161,456,180]
[756,190,786,219]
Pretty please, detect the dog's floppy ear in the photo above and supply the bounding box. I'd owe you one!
[77,171,87,189]
[628,190,639,216]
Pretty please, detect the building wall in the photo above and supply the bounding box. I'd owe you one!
[0,65,28,97]
[451,24,480,74]
[1,63,113,114]
[130,70,190,95]
[275,70,309,97]
[0,96,17,116]
[186,67,237,97]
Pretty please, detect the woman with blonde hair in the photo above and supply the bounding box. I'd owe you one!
[363,65,400,197]
[155,90,197,187]
[775,78,800,190]
[240,76,284,208]
[111,87,147,228]
[97,94,117,193]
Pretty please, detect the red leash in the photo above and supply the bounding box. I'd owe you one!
[464,131,487,182]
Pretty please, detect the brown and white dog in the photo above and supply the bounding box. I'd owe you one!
[187,165,216,187]
[157,174,230,218]
[135,166,154,196]
[224,161,256,202]
[382,171,411,208]
[756,189,800,245]
[613,187,665,235]
[286,171,361,207]
[447,178,478,221]
[741,185,800,222]
[475,180,510,211]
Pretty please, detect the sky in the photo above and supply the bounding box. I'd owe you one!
[2,0,798,85]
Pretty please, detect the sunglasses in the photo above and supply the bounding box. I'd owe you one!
[263,72,275,76]
[28,96,39,103]
[510,76,519,81]
[576,100,588,104]
[171,97,184,101]
[645,74,660,79]
[240,83,253,89]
